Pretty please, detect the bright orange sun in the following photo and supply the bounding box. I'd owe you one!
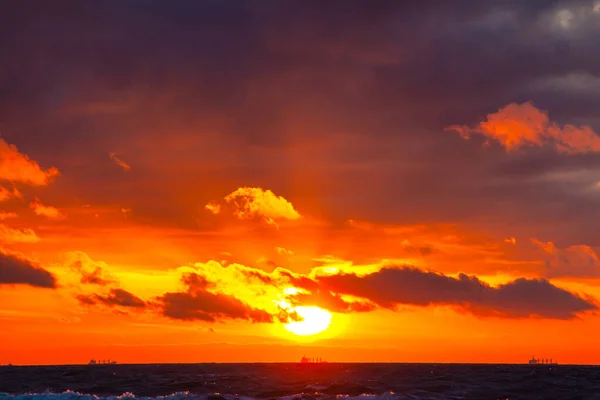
[285,306,332,336]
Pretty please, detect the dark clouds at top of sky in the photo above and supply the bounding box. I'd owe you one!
[1,0,600,246]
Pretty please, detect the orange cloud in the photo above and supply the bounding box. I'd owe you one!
[204,201,221,215]
[447,102,600,153]
[0,139,59,185]
[532,239,600,278]
[0,211,17,220]
[30,198,65,219]
[68,251,116,286]
[0,224,40,243]
[109,152,131,171]
[0,185,22,202]
[208,187,302,227]
[275,246,294,256]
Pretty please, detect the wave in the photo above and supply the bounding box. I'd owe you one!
[0,391,445,400]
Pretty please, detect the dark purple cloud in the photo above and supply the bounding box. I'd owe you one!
[316,267,597,319]
[289,289,376,314]
[158,291,273,323]
[80,269,114,286]
[157,273,275,323]
[181,261,596,320]
[68,252,117,286]
[76,264,115,286]
[78,288,146,308]
[0,251,57,288]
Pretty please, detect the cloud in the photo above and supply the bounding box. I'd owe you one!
[400,239,436,256]
[288,289,376,314]
[0,224,40,243]
[209,187,302,227]
[532,239,600,278]
[204,201,220,215]
[0,185,22,202]
[169,259,597,320]
[504,237,517,245]
[275,246,294,256]
[156,273,275,323]
[68,258,300,323]
[77,288,145,308]
[225,262,318,291]
[0,211,17,220]
[0,249,57,288]
[158,290,274,323]
[447,102,600,154]
[0,186,10,202]
[109,152,131,171]
[0,139,59,185]
[30,198,65,219]
[68,251,116,286]
[315,266,596,319]
[3,1,600,250]
[66,255,597,325]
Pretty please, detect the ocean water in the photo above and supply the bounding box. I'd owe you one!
[0,363,599,400]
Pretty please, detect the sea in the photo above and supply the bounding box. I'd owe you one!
[0,363,599,400]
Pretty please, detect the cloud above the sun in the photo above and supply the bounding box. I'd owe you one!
[447,102,600,154]
[311,266,596,320]
[30,197,65,219]
[532,239,600,278]
[155,273,276,323]
[0,185,22,202]
[0,224,40,243]
[109,152,131,171]
[77,288,146,309]
[74,257,598,323]
[206,187,302,228]
[68,251,117,286]
[0,139,59,185]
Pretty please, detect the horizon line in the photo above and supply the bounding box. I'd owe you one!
[2,361,598,367]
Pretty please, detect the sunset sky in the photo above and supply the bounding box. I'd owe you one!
[2,1,600,365]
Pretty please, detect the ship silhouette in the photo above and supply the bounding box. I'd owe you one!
[300,355,327,364]
[88,359,117,365]
[528,355,558,365]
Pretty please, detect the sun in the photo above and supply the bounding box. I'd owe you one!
[285,306,332,336]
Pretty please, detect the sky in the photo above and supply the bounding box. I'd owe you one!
[2,0,600,365]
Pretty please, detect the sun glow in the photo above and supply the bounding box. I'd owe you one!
[285,306,332,336]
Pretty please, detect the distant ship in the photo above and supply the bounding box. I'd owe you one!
[300,355,327,364]
[88,359,117,365]
[528,356,558,365]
